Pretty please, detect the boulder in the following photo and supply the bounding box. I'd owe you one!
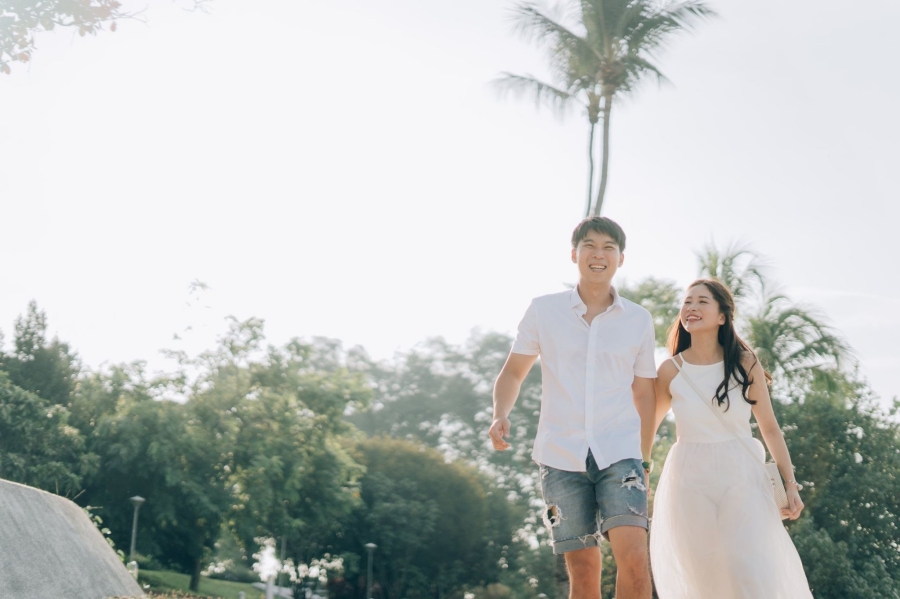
[0,478,144,598]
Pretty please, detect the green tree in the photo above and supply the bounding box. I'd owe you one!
[777,378,900,597]
[0,370,97,495]
[331,437,517,599]
[211,336,371,559]
[496,0,714,216]
[1,300,79,405]
[81,389,229,592]
[349,333,552,598]
[160,321,371,584]
[619,277,681,344]
[65,319,370,592]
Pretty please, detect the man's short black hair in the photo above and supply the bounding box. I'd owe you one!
[571,217,626,251]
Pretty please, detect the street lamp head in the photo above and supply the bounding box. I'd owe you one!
[130,496,145,507]
[364,543,377,551]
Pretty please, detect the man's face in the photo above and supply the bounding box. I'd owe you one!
[571,230,624,284]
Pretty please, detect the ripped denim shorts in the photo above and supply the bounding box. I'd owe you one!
[539,453,648,554]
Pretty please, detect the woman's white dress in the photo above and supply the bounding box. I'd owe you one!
[649,358,813,599]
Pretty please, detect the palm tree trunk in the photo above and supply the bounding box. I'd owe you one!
[585,121,596,217]
[592,93,613,216]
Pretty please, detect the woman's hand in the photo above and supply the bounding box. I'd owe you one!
[781,484,804,520]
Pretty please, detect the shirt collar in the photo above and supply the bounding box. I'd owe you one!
[570,285,625,315]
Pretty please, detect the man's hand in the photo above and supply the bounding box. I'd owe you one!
[488,417,512,450]
[490,353,536,452]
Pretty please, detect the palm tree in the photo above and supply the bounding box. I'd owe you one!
[744,291,851,387]
[695,241,768,305]
[697,245,852,386]
[495,0,715,216]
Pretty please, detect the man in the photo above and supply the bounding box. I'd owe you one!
[489,217,657,599]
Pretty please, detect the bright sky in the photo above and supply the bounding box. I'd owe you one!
[1,0,897,408]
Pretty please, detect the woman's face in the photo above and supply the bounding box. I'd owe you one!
[681,284,726,334]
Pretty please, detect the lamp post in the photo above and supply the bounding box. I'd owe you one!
[129,496,145,562]
[364,543,377,599]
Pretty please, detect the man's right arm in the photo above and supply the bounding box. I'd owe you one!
[488,352,538,451]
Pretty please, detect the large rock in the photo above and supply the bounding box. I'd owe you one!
[0,478,145,599]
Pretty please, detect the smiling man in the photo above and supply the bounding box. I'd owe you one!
[489,217,657,599]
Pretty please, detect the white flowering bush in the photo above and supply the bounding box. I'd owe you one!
[283,554,344,586]
[251,537,344,589]
[251,537,282,582]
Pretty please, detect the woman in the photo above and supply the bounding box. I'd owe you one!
[649,279,812,598]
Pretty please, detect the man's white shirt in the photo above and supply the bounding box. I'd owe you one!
[512,286,657,472]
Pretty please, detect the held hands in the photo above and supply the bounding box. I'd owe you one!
[780,484,804,520]
[488,417,512,451]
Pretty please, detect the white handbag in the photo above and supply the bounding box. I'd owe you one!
[672,354,790,514]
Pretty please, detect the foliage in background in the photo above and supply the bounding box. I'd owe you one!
[349,332,551,598]
[1,241,898,599]
[619,277,681,343]
[0,0,213,74]
[778,377,900,597]
[0,0,128,73]
[0,300,79,405]
[0,370,96,495]
[325,437,517,599]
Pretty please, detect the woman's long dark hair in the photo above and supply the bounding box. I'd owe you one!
[666,278,770,409]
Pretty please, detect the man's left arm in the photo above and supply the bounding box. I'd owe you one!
[632,376,657,468]
[633,314,658,487]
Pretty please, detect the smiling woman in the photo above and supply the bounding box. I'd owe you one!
[650,279,812,599]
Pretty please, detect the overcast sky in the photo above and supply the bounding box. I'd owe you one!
[1,0,897,408]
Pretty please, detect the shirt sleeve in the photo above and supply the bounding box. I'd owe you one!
[511,300,540,356]
[633,313,657,378]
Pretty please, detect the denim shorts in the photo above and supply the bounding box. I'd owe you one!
[539,453,648,554]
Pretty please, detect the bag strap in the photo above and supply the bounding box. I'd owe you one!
[671,353,768,468]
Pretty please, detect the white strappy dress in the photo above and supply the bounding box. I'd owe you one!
[649,357,813,599]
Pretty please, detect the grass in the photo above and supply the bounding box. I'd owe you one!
[133,569,266,599]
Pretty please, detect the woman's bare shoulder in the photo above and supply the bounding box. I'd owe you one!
[740,349,762,371]
[658,357,679,381]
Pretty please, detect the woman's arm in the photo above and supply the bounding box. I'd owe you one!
[747,356,805,520]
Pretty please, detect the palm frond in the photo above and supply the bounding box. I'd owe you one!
[660,0,718,27]
[746,294,852,381]
[580,0,629,54]
[620,0,716,56]
[510,3,603,63]
[696,242,769,304]
[620,54,669,90]
[492,73,579,115]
